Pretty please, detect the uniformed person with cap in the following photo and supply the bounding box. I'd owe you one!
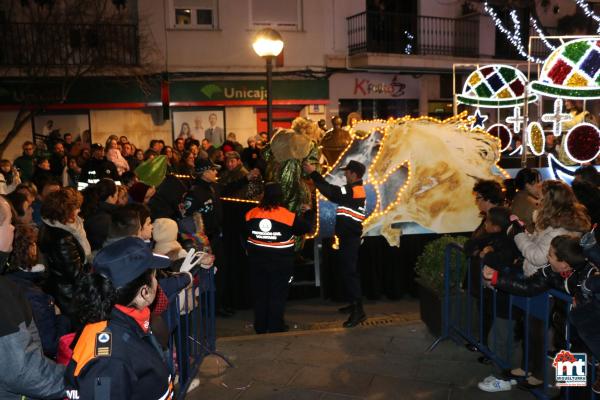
[245,182,314,334]
[65,237,174,400]
[303,160,367,328]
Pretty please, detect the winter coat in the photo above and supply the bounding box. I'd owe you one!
[515,226,581,277]
[84,202,117,251]
[5,270,71,358]
[0,270,66,400]
[39,224,88,325]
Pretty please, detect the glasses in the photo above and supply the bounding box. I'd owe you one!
[475,195,484,201]
[24,147,33,151]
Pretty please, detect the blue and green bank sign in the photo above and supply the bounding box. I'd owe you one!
[0,78,329,107]
[171,79,328,103]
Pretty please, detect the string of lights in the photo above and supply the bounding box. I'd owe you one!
[529,16,556,51]
[573,0,600,33]
[483,2,544,63]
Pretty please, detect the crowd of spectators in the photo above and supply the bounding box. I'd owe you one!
[1,125,600,397]
[0,130,268,399]
[465,166,600,396]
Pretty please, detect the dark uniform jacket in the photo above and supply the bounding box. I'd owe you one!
[309,171,366,237]
[184,179,223,238]
[245,206,313,262]
[79,158,119,183]
[66,307,173,400]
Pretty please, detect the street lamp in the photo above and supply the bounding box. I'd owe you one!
[252,28,284,140]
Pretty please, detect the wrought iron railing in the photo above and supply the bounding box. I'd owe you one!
[0,23,139,66]
[347,11,479,57]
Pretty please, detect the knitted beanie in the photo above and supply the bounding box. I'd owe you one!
[152,218,183,257]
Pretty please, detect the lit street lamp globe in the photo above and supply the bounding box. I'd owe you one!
[252,28,284,58]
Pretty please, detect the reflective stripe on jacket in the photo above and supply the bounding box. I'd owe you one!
[310,171,366,237]
[245,206,314,260]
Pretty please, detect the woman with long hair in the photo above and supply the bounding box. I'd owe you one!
[66,237,174,399]
[178,122,191,139]
[39,188,91,326]
[517,180,591,277]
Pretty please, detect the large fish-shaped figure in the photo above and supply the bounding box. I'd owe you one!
[314,114,506,246]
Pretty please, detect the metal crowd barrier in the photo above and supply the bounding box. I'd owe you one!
[166,267,233,399]
[428,243,598,399]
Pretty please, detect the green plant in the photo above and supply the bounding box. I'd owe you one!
[415,235,468,294]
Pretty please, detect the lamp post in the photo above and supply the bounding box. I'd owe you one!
[252,28,284,140]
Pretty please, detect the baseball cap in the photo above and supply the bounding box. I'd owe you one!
[91,143,104,151]
[195,158,221,174]
[93,237,171,288]
[341,160,366,178]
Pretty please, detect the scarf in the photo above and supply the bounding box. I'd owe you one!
[42,216,92,261]
[115,305,151,333]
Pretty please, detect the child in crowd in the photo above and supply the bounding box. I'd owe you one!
[464,207,522,375]
[483,235,600,395]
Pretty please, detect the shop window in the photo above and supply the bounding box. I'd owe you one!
[339,99,419,123]
[171,0,218,29]
[250,0,302,31]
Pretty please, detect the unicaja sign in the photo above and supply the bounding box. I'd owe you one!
[553,350,587,387]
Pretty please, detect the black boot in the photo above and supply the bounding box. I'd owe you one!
[343,302,366,328]
[338,304,354,314]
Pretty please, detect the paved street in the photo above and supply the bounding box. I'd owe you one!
[188,316,536,400]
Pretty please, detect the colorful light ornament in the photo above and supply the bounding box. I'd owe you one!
[526,122,546,156]
[530,38,600,99]
[564,122,600,163]
[487,123,512,152]
[541,98,573,137]
[471,109,488,129]
[505,106,525,133]
[458,64,537,108]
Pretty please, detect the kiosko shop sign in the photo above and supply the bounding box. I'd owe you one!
[329,73,419,100]
[170,80,328,104]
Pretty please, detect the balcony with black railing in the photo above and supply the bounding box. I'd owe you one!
[0,23,139,67]
[347,11,479,58]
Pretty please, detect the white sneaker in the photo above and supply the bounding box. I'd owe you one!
[478,377,512,392]
[481,375,497,384]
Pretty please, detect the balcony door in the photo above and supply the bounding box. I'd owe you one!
[365,0,418,54]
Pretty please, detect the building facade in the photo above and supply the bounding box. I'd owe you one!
[0,0,582,160]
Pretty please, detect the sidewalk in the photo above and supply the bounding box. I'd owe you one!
[188,301,535,400]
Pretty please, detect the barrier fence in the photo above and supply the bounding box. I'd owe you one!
[429,243,597,399]
[166,267,233,399]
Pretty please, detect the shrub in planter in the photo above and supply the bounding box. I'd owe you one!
[415,235,468,294]
[415,235,468,336]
